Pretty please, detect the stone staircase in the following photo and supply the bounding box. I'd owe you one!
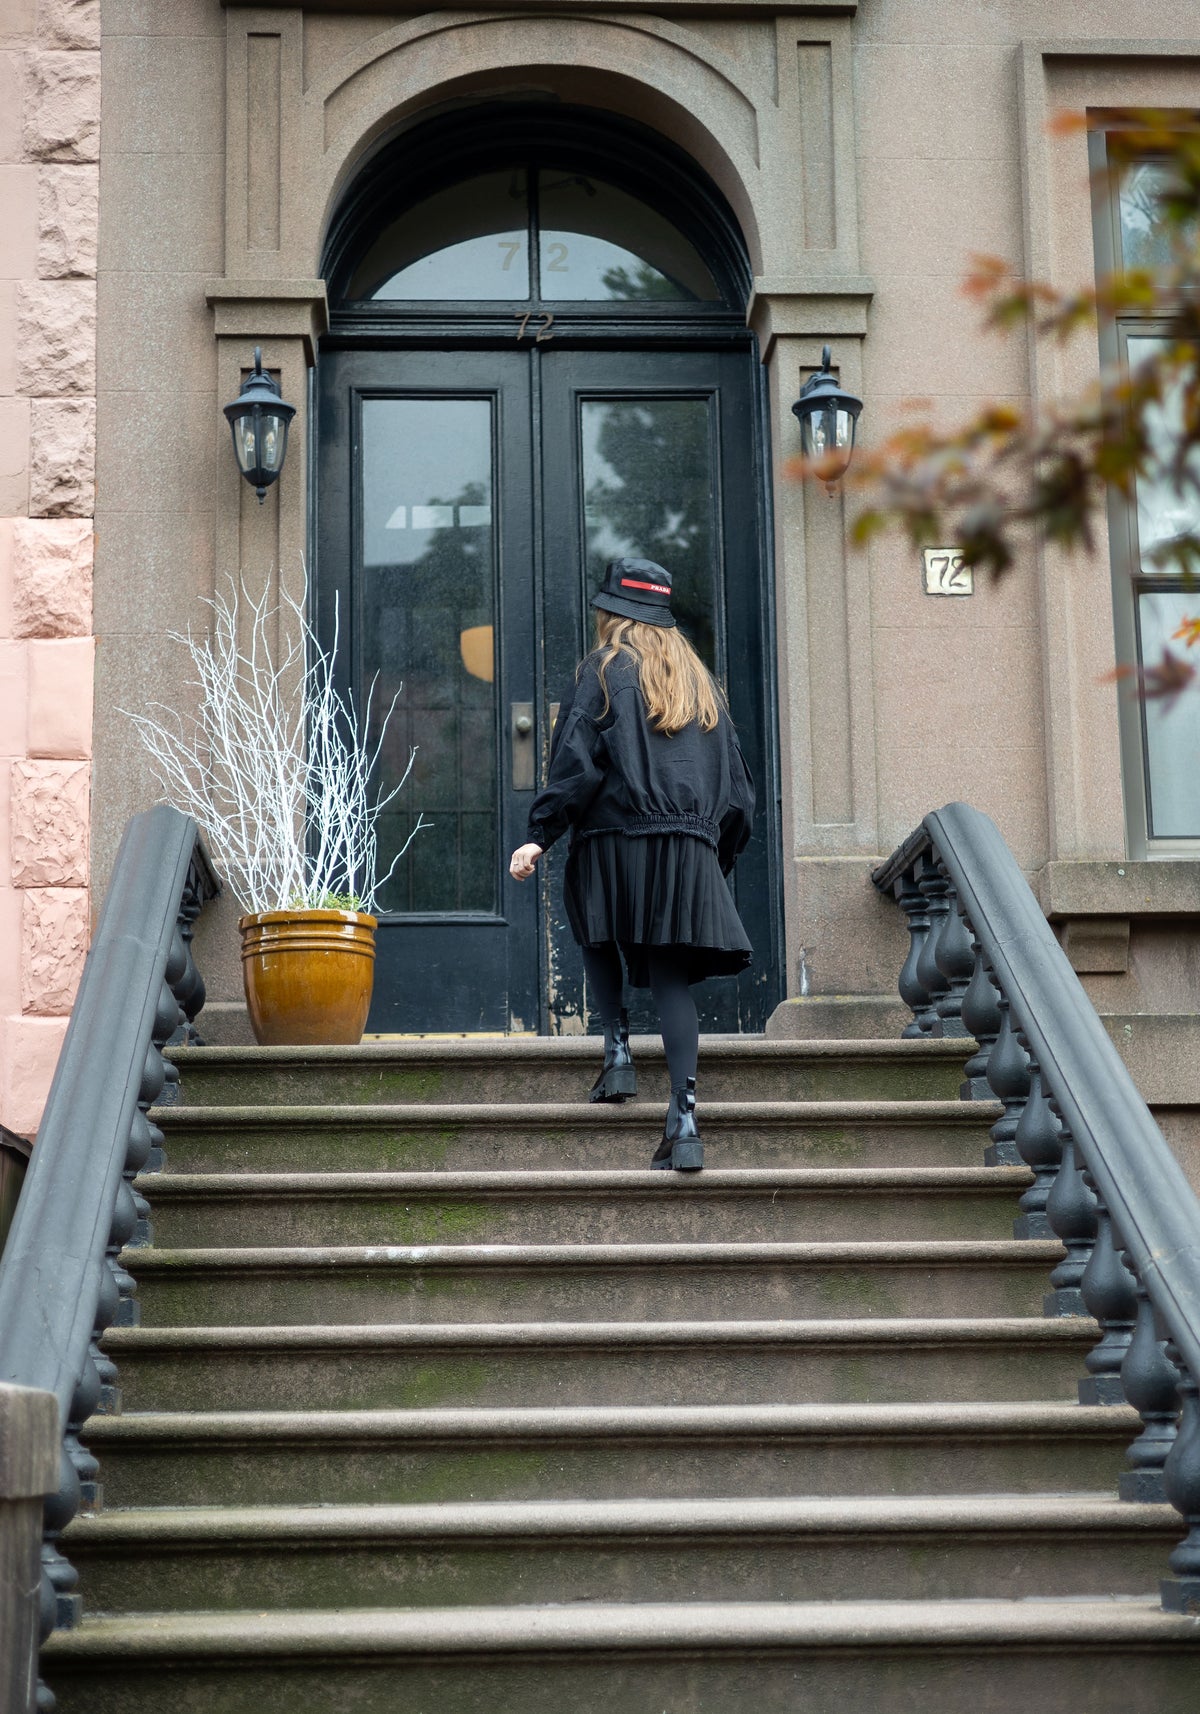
[43,1036,1200,1711]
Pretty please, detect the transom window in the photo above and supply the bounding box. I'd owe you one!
[345,166,724,304]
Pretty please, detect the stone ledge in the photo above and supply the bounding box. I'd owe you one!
[765,997,909,1040]
[1037,859,1200,919]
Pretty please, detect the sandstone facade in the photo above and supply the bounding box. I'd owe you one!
[0,1,97,1136]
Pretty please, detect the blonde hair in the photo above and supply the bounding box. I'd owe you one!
[591,611,723,735]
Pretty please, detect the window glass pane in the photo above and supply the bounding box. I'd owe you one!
[581,398,718,667]
[361,398,498,911]
[1127,333,1200,572]
[1119,159,1200,271]
[1137,590,1200,838]
[539,171,721,302]
[347,172,530,300]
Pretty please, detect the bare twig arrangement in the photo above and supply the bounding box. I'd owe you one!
[123,577,423,914]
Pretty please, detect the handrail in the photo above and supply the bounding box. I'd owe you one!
[874,802,1200,1612]
[0,805,218,1710]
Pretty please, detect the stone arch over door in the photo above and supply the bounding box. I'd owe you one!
[312,96,778,1032]
[204,9,879,1024]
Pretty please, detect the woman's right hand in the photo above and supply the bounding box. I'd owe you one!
[509,842,544,881]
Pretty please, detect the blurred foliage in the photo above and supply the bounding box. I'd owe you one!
[790,113,1200,694]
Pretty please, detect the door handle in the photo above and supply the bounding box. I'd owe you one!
[511,701,535,789]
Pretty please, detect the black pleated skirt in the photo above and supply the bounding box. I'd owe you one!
[564,830,753,987]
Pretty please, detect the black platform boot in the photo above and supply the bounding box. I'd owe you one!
[588,1010,637,1103]
[650,1076,703,1172]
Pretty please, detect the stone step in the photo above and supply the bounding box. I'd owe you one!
[63,1494,1179,1615]
[124,1239,1064,1326]
[151,1099,998,1174]
[41,1598,1200,1714]
[81,1402,1136,1507]
[166,1037,969,1108]
[101,1316,1096,1411]
[141,1167,1031,1248]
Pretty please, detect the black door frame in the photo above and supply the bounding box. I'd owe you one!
[315,102,785,1033]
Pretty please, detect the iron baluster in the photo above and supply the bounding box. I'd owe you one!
[1010,1055,1062,1239]
[914,854,952,1026]
[932,872,974,1037]
[1161,1353,1200,1611]
[1042,1115,1097,1317]
[895,865,936,1036]
[1120,1283,1181,1504]
[958,943,1001,1101]
[1077,1188,1137,1404]
[983,996,1030,1167]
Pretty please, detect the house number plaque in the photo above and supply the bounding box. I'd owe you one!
[923,548,973,597]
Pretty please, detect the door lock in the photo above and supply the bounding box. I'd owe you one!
[511,701,535,789]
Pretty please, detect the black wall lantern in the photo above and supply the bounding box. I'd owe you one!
[791,345,863,484]
[223,347,296,503]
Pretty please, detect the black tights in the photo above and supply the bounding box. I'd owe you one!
[581,942,699,1091]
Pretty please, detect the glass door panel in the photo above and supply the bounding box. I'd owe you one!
[317,350,537,1032]
[580,397,719,669]
[360,397,499,914]
[540,348,775,1034]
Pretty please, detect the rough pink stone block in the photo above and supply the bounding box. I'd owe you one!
[21,884,87,1014]
[17,280,95,396]
[38,0,100,52]
[1,1012,68,1137]
[9,758,88,885]
[37,163,97,278]
[0,886,19,1015]
[26,636,92,759]
[23,51,100,162]
[11,516,92,637]
[0,642,29,758]
[0,396,31,517]
[29,396,94,516]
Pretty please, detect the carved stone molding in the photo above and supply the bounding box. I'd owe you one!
[747,279,873,359]
[204,280,329,368]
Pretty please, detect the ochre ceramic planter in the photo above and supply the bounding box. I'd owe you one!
[239,909,377,1046]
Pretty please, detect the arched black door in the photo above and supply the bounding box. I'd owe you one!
[317,106,781,1035]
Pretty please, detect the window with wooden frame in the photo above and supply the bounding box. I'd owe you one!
[1091,122,1200,855]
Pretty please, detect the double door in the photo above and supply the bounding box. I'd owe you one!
[316,343,776,1033]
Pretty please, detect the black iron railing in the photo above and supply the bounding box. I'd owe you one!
[0,807,217,1710]
[875,802,1200,1611]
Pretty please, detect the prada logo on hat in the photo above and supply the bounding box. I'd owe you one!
[620,577,671,595]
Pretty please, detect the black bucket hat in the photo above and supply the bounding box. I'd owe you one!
[590,558,676,628]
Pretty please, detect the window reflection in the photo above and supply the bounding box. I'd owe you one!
[538,172,720,301]
[581,398,718,667]
[1137,591,1200,837]
[344,167,722,304]
[1119,160,1200,272]
[349,172,529,301]
[361,398,498,911]
[1128,333,1200,570]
